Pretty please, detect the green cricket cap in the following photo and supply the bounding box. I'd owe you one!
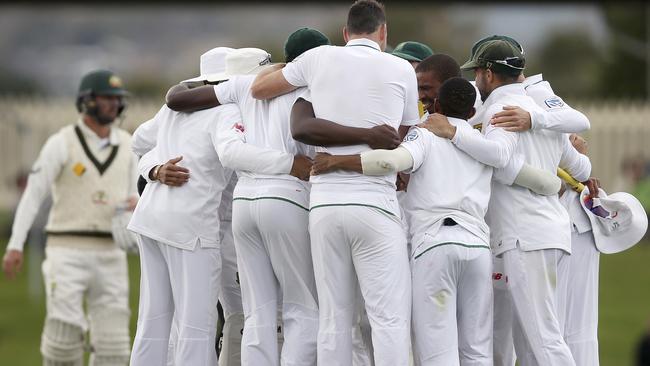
[391,41,434,62]
[78,70,128,96]
[460,39,525,72]
[284,27,331,62]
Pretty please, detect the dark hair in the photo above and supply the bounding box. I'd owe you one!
[347,0,386,35]
[438,77,476,120]
[415,54,461,83]
[488,65,522,82]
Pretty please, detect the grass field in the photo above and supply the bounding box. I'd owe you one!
[1,240,649,365]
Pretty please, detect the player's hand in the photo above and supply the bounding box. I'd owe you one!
[311,153,338,176]
[290,154,313,181]
[490,106,531,132]
[582,177,601,199]
[569,133,588,155]
[158,156,190,187]
[396,172,410,192]
[3,250,23,280]
[365,125,401,150]
[419,113,456,139]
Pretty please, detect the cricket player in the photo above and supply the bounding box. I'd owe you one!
[3,70,136,366]
[128,47,242,366]
[250,2,418,364]
[165,31,331,365]
[557,134,601,366]
[439,39,590,365]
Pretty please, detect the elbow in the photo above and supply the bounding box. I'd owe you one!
[250,82,267,100]
[217,147,237,170]
[493,156,510,170]
[291,125,312,145]
[576,113,591,132]
[166,97,183,112]
[538,176,562,196]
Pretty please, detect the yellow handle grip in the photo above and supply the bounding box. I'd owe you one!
[557,168,584,193]
[418,101,425,118]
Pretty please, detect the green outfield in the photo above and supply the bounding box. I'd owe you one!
[1,240,649,365]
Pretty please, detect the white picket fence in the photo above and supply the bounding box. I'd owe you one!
[0,97,648,209]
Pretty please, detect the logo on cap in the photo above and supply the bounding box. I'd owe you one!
[109,75,123,88]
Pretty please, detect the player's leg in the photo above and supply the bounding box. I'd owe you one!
[86,246,131,366]
[492,255,516,366]
[411,245,460,366]
[130,235,175,366]
[558,231,600,366]
[352,296,375,366]
[233,199,280,366]
[163,243,221,366]
[218,220,244,366]
[348,207,411,366]
[309,206,356,366]
[457,247,493,366]
[504,248,575,366]
[259,197,319,365]
[40,245,89,366]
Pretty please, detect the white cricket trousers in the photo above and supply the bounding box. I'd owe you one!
[557,231,600,366]
[411,244,493,366]
[219,219,244,366]
[232,187,319,366]
[130,235,221,366]
[501,248,576,366]
[492,256,516,366]
[309,205,411,366]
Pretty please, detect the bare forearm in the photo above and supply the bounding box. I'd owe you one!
[329,155,363,173]
[166,84,219,112]
[292,118,370,147]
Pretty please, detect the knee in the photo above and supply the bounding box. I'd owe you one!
[41,318,85,363]
[88,308,131,365]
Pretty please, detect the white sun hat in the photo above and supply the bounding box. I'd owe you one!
[579,188,648,254]
[182,47,235,84]
[223,47,273,77]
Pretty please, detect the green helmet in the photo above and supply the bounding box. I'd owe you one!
[460,39,525,74]
[76,70,129,120]
[391,41,434,62]
[284,27,331,62]
[467,35,524,62]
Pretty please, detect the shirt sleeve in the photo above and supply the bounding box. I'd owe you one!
[281,46,322,87]
[214,76,249,106]
[132,107,165,157]
[214,106,294,175]
[526,80,590,133]
[493,153,525,185]
[399,127,429,173]
[451,107,519,169]
[128,152,140,198]
[559,134,592,182]
[7,133,67,252]
[401,67,421,126]
[137,149,160,184]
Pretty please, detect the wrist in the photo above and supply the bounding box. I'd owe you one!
[446,125,457,140]
[150,165,162,181]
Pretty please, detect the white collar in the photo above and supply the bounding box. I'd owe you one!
[522,73,543,89]
[345,38,381,51]
[483,83,526,106]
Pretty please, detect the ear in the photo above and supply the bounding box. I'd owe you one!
[434,98,441,114]
[467,107,476,120]
[343,26,349,42]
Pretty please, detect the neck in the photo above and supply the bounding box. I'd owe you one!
[348,33,381,46]
[82,115,111,139]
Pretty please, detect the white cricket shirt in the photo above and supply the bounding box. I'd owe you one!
[473,84,590,255]
[282,38,420,215]
[214,75,313,209]
[128,105,239,250]
[400,122,492,259]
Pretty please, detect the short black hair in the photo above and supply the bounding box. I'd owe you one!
[415,54,461,84]
[438,77,476,120]
[347,0,386,35]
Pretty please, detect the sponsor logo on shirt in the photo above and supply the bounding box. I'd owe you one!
[232,123,245,133]
[544,96,565,109]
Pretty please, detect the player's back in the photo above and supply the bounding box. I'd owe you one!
[402,123,492,251]
[306,41,417,189]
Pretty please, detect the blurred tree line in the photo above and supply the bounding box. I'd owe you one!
[0,3,646,101]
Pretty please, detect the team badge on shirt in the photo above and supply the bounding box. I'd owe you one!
[544,96,565,109]
[404,129,420,142]
[73,162,86,176]
[92,190,109,205]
